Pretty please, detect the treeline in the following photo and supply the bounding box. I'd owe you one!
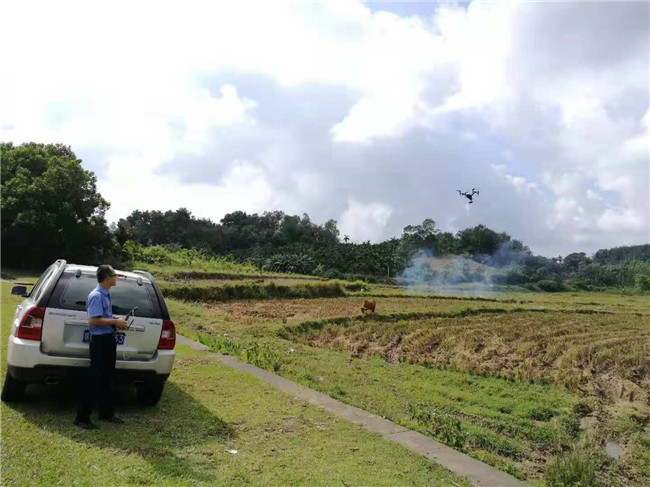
[116,210,534,278]
[2,142,649,291]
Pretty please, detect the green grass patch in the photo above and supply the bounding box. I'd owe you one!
[151,270,323,282]
[160,281,348,303]
[544,449,602,487]
[190,329,580,480]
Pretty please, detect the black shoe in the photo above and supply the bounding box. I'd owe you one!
[98,415,124,424]
[74,419,99,430]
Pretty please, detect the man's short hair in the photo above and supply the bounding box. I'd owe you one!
[97,265,116,283]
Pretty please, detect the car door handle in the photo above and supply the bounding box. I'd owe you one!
[65,320,89,326]
[129,325,145,332]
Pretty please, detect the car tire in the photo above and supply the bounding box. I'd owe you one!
[136,380,165,406]
[1,374,26,403]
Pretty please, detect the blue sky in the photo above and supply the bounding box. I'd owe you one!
[1,0,648,256]
[367,1,472,17]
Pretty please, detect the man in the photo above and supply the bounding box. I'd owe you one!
[74,265,128,429]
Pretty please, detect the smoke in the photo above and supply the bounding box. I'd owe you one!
[476,240,527,267]
[397,243,525,296]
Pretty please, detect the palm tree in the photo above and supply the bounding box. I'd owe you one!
[343,235,350,243]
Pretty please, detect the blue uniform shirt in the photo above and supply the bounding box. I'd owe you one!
[86,284,115,336]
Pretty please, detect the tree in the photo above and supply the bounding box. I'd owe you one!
[402,218,439,250]
[436,232,460,255]
[1,143,113,268]
[563,252,588,273]
[457,225,511,256]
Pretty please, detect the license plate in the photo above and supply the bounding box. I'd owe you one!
[82,330,125,345]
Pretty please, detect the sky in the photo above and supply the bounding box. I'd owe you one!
[1,0,648,257]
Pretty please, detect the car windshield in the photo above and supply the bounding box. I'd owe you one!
[53,272,158,317]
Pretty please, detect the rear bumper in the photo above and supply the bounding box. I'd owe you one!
[6,335,175,383]
[7,365,169,385]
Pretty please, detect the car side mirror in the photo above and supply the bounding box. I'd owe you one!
[11,286,28,297]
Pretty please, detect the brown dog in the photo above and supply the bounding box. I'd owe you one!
[361,300,376,314]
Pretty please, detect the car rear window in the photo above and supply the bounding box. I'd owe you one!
[47,272,163,319]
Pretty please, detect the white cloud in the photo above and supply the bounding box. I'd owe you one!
[173,85,257,153]
[598,208,648,233]
[491,164,541,196]
[339,199,393,243]
[1,0,648,256]
[99,158,274,224]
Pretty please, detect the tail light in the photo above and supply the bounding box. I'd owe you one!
[17,306,46,340]
[158,319,176,349]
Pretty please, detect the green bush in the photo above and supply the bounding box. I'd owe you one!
[408,403,466,449]
[526,405,557,421]
[634,274,650,293]
[545,451,598,487]
[344,280,369,292]
[263,253,316,274]
[536,279,565,292]
[572,401,593,417]
[569,279,593,291]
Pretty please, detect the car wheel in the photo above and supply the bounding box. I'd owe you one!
[1,374,26,403]
[136,380,165,406]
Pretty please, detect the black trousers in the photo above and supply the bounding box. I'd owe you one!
[76,333,117,421]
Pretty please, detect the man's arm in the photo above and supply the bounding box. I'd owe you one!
[87,294,128,330]
[88,316,128,329]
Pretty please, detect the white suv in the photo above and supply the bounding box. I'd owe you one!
[2,260,176,406]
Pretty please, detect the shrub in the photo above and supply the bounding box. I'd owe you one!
[536,279,565,292]
[545,451,598,487]
[489,273,509,285]
[344,280,369,292]
[570,279,593,291]
[264,253,316,274]
[505,269,528,284]
[634,274,650,293]
[408,403,466,449]
[323,269,343,279]
[526,405,556,421]
[573,402,593,417]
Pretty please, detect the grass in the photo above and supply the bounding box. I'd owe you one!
[544,449,603,487]
[159,281,349,303]
[145,268,324,282]
[129,250,320,282]
[164,286,650,486]
[192,331,583,481]
[0,281,470,486]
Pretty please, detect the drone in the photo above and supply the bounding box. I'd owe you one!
[457,188,479,204]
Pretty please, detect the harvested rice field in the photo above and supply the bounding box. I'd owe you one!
[165,286,650,487]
